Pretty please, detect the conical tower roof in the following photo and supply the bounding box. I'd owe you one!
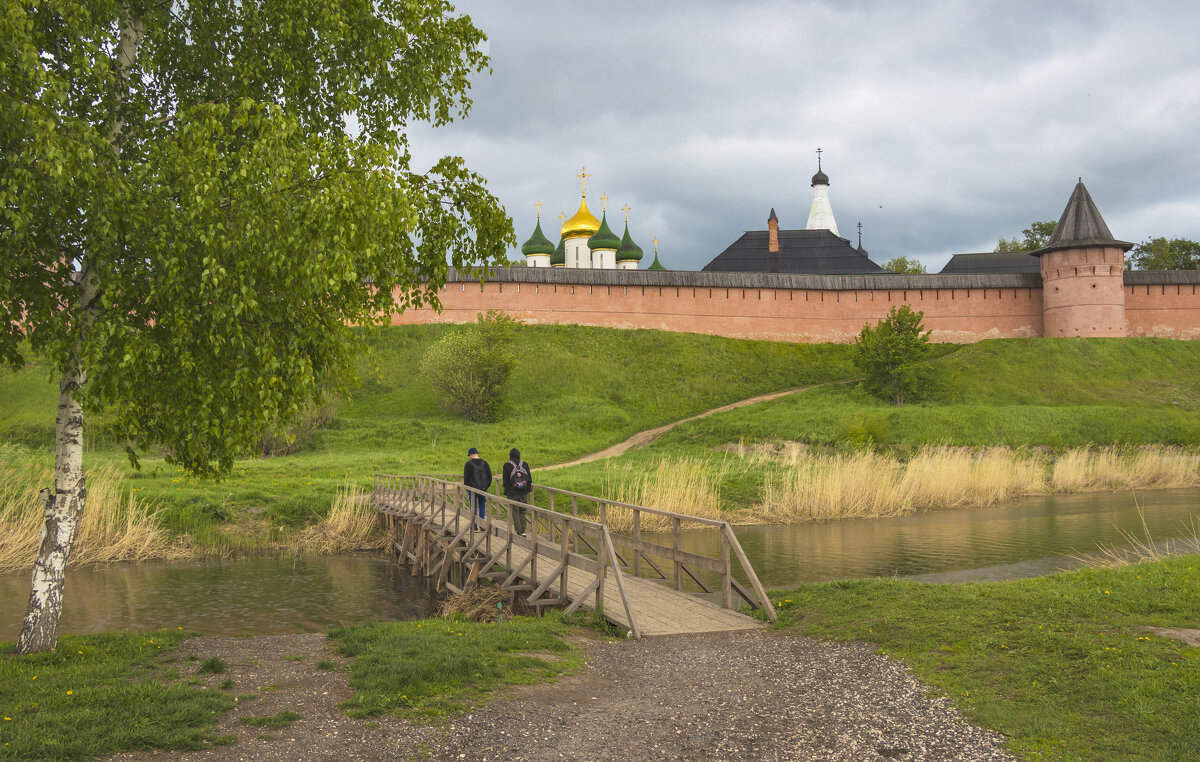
[616,222,644,262]
[520,219,555,256]
[550,236,565,266]
[588,213,621,251]
[562,196,601,239]
[1032,180,1133,257]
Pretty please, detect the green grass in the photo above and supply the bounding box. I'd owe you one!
[329,613,582,718]
[4,328,1200,551]
[0,631,235,760]
[773,554,1200,761]
[196,656,226,674]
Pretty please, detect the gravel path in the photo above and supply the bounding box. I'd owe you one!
[541,384,834,471]
[109,629,1015,762]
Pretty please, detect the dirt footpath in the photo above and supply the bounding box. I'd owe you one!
[110,628,1013,762]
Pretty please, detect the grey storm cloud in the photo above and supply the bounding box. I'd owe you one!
[405,0,1200,272]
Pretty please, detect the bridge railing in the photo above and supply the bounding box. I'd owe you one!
[374,474,644,637]
[373,473,776,625]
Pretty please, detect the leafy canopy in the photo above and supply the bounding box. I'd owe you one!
[1127,237,1200,271]
[995,220,1057,252]
[1,0,514,475]
[853,305,932,406]
[881,256,927,274]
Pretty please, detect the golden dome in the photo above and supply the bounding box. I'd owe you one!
[561,196,601,239]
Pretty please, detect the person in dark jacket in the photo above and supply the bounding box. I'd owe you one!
[502,447,532,537]
[463,447,491,526]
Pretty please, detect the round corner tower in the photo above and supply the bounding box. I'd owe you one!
[1032,181,1133,337]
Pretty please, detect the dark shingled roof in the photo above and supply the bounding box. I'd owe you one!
[940,251,1041,274]
[703,229,883,274]
[1032,181,1133,257]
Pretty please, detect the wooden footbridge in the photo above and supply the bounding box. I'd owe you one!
[372,475,776,638]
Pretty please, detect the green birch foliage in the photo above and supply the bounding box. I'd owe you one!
[1127,237,1200,271]
[853,305,932,406]
[1,0,514,475]
[419,310,518,422]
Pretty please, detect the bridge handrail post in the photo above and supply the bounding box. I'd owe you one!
[570,496,579,554]
[559,514,569,602]
[633,508,641,577]
[723,523,777,622]
[673,517,682,590]
[596,523,607,613]
[603,526,640,640]
[721,527,733,609]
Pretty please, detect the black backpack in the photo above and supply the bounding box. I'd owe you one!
[511,461,530,492]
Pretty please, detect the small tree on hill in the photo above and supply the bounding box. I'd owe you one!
[854,306,932,406]
[421,311,519,422]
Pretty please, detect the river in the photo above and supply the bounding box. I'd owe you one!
[2,487,1197,639]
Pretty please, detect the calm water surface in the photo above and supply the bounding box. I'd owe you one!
[2,489,1198,638]
[716,488,1200,588]
[0,555,438,640]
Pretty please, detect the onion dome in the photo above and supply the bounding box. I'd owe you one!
[587,213,621,251]
[647,253,667,271]
[616,222,644,263]
[520,219,555,257]
[811,167,829,186]
[550,236,565,266]
[561,197,601,239]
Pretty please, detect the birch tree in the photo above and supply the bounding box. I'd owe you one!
[1,0,513,653]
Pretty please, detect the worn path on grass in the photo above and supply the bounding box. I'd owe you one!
[109,628,1014,762]
[543,382,847,471]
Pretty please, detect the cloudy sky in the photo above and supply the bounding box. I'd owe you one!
[406,0,1200,272]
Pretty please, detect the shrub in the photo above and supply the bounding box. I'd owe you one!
[419,310,519,421]
[853,305,933,406]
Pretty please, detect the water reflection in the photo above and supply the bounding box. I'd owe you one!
[3,489,1198,639]
[653,488,1200,589]
[0,555,438,641]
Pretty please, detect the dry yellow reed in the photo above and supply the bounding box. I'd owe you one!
[602,457,734,531]
[0,451,183,574]
[294,482,388,553]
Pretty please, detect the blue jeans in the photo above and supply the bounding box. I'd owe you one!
[471,493,487,523]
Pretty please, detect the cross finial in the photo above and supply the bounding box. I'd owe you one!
[559,211,566,227]
[534,200,543,219]
[621,203,631,223]
[600,193,609,213]
[652,237,659,254]
[857,221,862,248]
[577,166,592,196]
[816,147,823,171]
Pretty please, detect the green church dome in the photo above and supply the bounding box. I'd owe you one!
[587,214,621,251]
[551,236,566,266]
[521,219,555,257]
[647,253,667,271]
[616,222,644,262]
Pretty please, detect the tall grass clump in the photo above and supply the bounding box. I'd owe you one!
[602,457,732,531]
[0,445,182,573]
[758,447,1048,521]
[1051,445,1200,492]
[293,482,388,554]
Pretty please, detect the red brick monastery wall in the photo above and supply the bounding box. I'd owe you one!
[391,268,1200,343]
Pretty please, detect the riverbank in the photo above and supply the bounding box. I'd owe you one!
[2,555,1196,760]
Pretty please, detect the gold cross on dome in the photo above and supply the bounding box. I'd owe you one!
[622,203,631,223]
[652,237,660,254]
[600,193,609,213]
[559,211,566,226]
[534,200,543,219]
[577,167,591,196]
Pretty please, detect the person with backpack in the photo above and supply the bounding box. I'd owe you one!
[502,447,532,537]
[463,447,492,527]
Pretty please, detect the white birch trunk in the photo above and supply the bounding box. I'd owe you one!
[16,5,141,654]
